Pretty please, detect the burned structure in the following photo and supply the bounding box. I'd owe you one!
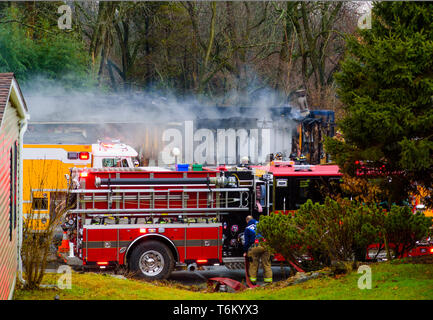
[23,94,335,166]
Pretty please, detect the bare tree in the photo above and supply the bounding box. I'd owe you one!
[21,161,73,289]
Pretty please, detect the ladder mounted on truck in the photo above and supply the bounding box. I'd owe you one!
[69,187,251,218]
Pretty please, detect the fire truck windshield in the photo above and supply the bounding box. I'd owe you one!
[273,175,344,211]
[102,158,129,168]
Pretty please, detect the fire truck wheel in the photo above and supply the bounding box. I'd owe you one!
[129,240,174,280]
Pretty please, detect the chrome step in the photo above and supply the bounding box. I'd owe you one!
[222,257,245,270]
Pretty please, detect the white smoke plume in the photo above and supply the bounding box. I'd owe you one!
[21,75,302,165]
[21,75,299,123]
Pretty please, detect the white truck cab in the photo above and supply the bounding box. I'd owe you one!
[92,141,138,168]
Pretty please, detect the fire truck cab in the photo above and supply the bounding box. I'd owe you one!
[91,141,138,168]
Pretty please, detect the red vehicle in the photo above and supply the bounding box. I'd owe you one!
[366,242,433,261]
[63,166,255,279]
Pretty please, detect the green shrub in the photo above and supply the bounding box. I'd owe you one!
[257,212,303,263]
[257,197,432,268]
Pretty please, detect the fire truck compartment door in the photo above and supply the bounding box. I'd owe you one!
[184,225,221,261]
[84,227,119,263]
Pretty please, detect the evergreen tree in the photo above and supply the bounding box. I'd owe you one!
[326,2,433,206]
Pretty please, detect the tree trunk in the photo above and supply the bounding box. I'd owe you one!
[198,1,216,94]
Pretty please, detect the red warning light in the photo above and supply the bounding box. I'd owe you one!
[79,152,90,160]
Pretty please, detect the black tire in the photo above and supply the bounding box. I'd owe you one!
[129,240,174,280]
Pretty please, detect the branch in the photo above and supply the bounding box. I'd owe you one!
[182,1,206,52]
[107,59,125,80]
[0,19,56,34]
[204,1,216,69]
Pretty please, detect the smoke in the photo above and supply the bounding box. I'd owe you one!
[21,75,303,165]
[22,78,197,123]
[21,75,300,123]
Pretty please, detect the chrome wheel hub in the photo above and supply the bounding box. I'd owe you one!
[139,250,164,276]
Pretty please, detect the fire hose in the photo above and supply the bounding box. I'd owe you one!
[244,255,260,288]
[208,255,304,292]
[207,256,258,292]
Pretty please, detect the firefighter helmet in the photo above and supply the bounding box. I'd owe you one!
[274,152,283,160]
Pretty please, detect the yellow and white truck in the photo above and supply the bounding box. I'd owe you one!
[23,140,138,230]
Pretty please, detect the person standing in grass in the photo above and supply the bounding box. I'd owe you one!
[243,215,273,285]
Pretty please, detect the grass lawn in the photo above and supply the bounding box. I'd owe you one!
[13,261,433,300]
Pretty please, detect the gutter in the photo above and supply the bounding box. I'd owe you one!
[16,114,61,290]
[17,114,29,286]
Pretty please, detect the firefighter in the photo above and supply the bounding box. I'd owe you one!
[274,152,283,161]
[296,154,307,164]
[243,215,273,285]
[240,156,249,165]
[238,156,250,169]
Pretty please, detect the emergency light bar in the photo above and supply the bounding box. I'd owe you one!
[293,165,313,171]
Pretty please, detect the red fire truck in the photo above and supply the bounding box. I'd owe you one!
[61,162,344,279]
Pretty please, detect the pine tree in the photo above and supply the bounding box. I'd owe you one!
[326,2,433,205]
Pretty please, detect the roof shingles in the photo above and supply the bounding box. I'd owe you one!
[0,73,27,124]
[0,73,14,122]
